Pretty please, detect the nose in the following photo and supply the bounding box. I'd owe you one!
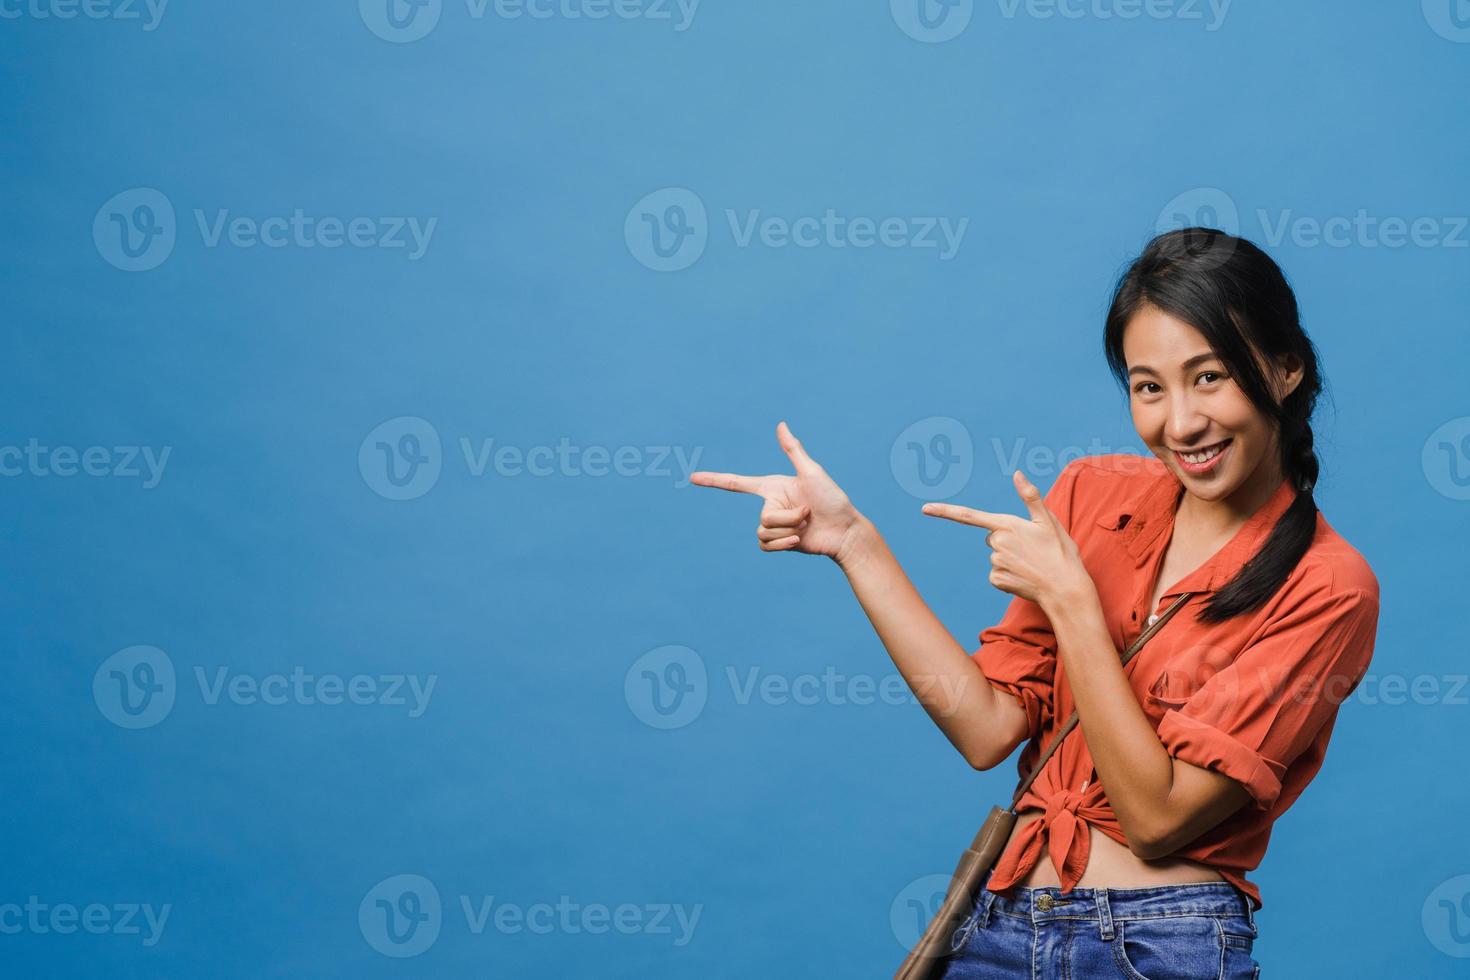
[1164,391,1212,446]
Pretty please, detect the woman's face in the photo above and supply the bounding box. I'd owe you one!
[1122,304,1301,505]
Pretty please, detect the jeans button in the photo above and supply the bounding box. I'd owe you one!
[1036,894,1054,912]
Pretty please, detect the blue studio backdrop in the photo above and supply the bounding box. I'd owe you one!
[2,1,1468,976]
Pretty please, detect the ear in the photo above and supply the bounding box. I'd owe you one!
[1271,352,1305,402]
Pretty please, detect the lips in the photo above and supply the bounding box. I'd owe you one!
[1173,439,1231,474]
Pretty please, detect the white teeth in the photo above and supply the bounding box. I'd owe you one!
[1179,442,1226,464]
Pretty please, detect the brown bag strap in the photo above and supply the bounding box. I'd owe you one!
[1005,591,1194,813]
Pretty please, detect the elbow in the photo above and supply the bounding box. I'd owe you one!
[966,749,1005,772]
[963,733,1020,771]
[963,714,1028,771]
[1127,837,1168,862]
[1125,822,1177,861]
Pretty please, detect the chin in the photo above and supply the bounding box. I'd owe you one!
[1176,475,1236,502]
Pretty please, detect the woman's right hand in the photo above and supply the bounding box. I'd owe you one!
[690,421,865,562]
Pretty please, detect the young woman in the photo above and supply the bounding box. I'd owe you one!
[689,228,1380,978]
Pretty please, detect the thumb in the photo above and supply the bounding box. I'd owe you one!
[777,420,823,477]
[1013,470,1054,525]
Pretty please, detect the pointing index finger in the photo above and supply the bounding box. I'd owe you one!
[689,471,767,496]
[921,502,1008,530]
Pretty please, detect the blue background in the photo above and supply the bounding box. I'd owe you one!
[3,0,1468,976]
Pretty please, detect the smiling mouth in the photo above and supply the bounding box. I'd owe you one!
[1172,439,1232,472]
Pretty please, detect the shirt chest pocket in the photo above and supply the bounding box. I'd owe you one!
[1140,641,1241,713]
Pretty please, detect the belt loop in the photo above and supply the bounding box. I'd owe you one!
[1244,895,1257,935]
[1095,888,1115,941]
[977,888,996,930]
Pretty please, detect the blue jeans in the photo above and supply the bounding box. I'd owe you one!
[939,870,1261,979]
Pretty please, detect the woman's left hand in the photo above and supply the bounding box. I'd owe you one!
[922,469,1096,613]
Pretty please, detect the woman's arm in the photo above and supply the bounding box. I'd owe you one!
[691,422,1030,771]
[1046,591,1250,858]
[836,517,1031,771]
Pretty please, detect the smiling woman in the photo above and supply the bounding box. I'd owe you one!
[689,228,1379,980]
[926,230,1379,978]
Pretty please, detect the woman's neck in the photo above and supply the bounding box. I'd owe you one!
[1175,452,1288,542]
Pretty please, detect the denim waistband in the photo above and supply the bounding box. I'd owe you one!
[974,875,1256,942]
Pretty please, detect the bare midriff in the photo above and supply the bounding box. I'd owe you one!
[1007,809,1225,889]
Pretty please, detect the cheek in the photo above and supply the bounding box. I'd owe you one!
[1213,391,1268,439]
[1129,401,1164,441]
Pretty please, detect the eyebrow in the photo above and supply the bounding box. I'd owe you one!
[1127,352,1222,378]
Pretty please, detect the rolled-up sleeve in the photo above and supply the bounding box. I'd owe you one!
[971,460,1086,742]
[1156,582,1380,810]
[975,598,1058,742]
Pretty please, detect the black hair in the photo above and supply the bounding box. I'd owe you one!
[1103,228,1325,624]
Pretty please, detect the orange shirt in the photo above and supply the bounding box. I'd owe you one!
[973,453,1380,910]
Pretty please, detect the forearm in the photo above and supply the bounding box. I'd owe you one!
[1046,593,1178,851]
[836,516,1021,769]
